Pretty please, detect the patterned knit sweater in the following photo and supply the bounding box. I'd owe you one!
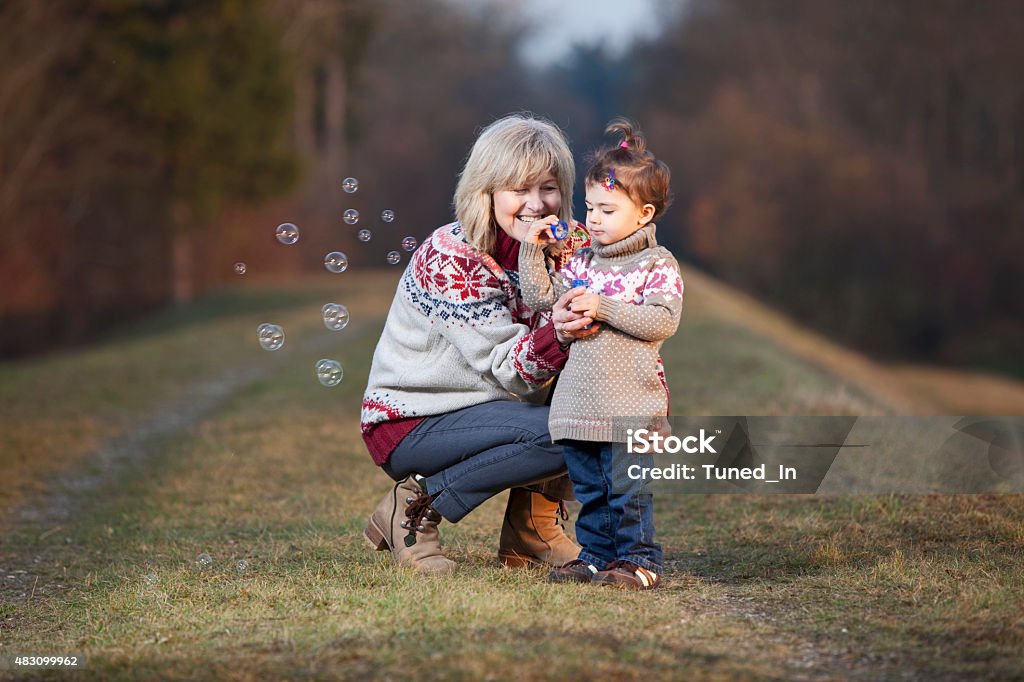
[360,221,590,465]
[518,223,684,443]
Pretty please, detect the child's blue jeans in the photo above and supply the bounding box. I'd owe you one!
[562,439,663,573]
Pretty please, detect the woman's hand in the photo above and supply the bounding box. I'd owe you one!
[553,287,601,346]
[523,215,562,245]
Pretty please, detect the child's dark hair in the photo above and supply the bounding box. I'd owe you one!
[585,117,672,219]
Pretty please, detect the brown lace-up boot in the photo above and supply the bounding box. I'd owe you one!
[364,476,456,574]
[498,479,581,568]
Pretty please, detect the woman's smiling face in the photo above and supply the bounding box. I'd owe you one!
[492,172,562,242]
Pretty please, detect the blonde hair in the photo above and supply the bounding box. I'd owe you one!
[454,113,575,255]
[586,117,672,219]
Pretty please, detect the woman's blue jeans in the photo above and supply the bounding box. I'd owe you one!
[383,400,568,523]
[562,439,663,573]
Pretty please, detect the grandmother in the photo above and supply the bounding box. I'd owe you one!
[361,113,597,574]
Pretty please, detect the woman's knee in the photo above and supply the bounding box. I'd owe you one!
[513,403,555,445]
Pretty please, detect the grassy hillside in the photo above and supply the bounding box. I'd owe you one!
[1,268,1021,680]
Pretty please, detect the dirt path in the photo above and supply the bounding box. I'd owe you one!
[9,266,1023,536]
[5,315,375,532]
[2,272,1020,680]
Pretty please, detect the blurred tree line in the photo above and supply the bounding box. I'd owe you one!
[1,0,1020,378]
[0,0,299,353]
[626,0,1024,376]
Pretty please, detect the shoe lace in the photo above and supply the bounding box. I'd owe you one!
[405,491,438,526]
[604,560,640,572]
[400,489,441,547]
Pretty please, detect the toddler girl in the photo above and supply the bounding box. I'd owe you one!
[518,118,683,590]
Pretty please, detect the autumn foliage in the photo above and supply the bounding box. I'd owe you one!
[1,0,1021,377]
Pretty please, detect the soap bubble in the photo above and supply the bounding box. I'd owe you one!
[357,229,372,242]
[236,560,248,575]
[195,552,214,570]
[144,573,159,586]
[342,177,359,193]
[324,251,349,273]
[386,250,401,265]
[343,209,360,225]
[322,303,350,331]
[257,323,285,351]
[275,222,299,245]
[316,359,344,387]
[381,209,395,223]
[401,236,418,252]
[233,262,247,275]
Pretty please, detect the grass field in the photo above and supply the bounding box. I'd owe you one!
[1,268,1022,680]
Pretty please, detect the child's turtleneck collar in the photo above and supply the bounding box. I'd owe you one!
[592,222,658,259]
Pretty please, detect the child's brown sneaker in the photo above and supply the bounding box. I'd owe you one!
[547,559,600,584]
[592,560,661,590]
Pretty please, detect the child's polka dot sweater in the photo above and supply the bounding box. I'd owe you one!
[519,223,684,443]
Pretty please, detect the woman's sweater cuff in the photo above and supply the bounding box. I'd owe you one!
[536,321,570,368]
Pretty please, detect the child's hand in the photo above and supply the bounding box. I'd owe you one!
[523,216,561,245]
[568,292,600,319]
